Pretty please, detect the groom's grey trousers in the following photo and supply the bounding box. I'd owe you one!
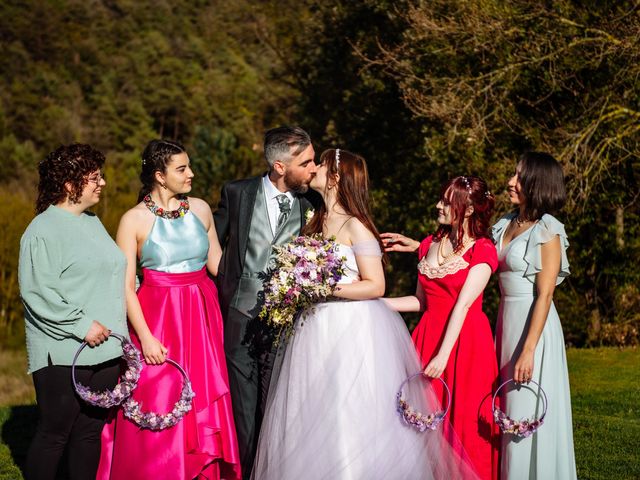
[224,306,277,479]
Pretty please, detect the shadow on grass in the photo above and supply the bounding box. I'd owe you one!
[1,405,36,476]
[0,405,71,480]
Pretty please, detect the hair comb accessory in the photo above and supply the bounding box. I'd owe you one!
[335,148,340,169]
[462,176,472,195]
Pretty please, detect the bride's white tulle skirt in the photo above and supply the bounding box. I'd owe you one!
[252,299,478,480]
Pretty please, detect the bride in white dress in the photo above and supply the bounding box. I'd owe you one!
[252,149,479,480]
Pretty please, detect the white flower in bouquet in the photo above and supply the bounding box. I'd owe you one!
[259,234,346,340]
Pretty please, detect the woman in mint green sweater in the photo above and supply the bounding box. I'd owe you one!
[18,144,127,480]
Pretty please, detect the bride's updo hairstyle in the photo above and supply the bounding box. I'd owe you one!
[516,151,566,221]
[138,139,186,202]
[303,148,385,255]
[434,176,494,244]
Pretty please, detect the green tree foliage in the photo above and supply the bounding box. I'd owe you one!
[370,0,640,345]
[258,0,640,343]
[1,0,637,347]
[0,0,298,346]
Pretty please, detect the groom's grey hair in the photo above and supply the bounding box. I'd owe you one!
[264,126,312,167]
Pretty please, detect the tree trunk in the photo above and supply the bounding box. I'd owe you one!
[616,206,624,248]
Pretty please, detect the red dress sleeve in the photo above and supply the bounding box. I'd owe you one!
[417,235,433,260]
[468,237,498,273]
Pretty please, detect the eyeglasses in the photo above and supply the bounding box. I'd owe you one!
[87,172,105,184]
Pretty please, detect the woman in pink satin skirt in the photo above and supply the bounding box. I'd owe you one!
[98,140,241,480]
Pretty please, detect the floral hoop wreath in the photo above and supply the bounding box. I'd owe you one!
[72,333,143,408]
[492,379,548,438]
[121,357,195,431]
[72,333,195,430]
[396,372,451,432]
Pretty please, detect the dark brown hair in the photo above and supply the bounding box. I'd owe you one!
[303,149,386,259]
[434,176,495,244]
[138,139,186,202]
[36,144,105,214]
[517,151,566,220]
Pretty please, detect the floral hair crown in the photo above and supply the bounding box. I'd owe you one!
[335,148,341,169]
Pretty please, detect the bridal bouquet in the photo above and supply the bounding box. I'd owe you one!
[259,234,346,339]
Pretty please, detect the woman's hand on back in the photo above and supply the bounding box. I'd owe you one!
[380,232,420,253]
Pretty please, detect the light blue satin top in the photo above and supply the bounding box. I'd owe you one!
[140,211,209,273]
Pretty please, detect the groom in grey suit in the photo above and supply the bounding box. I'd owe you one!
[213,126,317,478]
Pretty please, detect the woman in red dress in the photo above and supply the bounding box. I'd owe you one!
[383,176,499,480]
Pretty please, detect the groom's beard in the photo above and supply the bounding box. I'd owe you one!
[284,170,312,194]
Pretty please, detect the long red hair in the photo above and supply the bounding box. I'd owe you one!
[434,176,495,244]
[303,149,386,260]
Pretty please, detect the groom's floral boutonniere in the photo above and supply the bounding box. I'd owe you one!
[304,208,315,224]
[259,234,345,343]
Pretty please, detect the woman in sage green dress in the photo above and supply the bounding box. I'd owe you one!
[492,151,576,480]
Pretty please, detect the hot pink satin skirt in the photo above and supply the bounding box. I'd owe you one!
[97,267,241,480]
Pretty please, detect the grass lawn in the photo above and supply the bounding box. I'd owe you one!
[567,348,640,480]
[0,347,638,479]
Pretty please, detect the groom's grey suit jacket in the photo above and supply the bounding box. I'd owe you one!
[214,175,314,322]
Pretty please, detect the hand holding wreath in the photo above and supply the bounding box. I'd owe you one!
[139,332,168,365]
[514,348,535,383]
[423,353,447,378]
[84,321,110,347]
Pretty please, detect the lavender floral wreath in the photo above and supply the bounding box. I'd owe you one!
[492,379,548,438]
[72,333,195,430]
[72,333,142,408]
[396,372,451,432]
[121,357,195,431]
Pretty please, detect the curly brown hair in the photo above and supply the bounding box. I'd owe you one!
[36,144,106,214]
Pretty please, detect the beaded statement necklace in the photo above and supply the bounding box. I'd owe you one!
[143,194,189,219]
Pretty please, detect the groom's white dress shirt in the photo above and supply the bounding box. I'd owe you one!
[262,174,294,236]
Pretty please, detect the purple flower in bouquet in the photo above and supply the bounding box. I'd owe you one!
[259,234,346,341]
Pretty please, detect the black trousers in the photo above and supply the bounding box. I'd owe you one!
[224,307,279,480]
[25,358,120,480]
